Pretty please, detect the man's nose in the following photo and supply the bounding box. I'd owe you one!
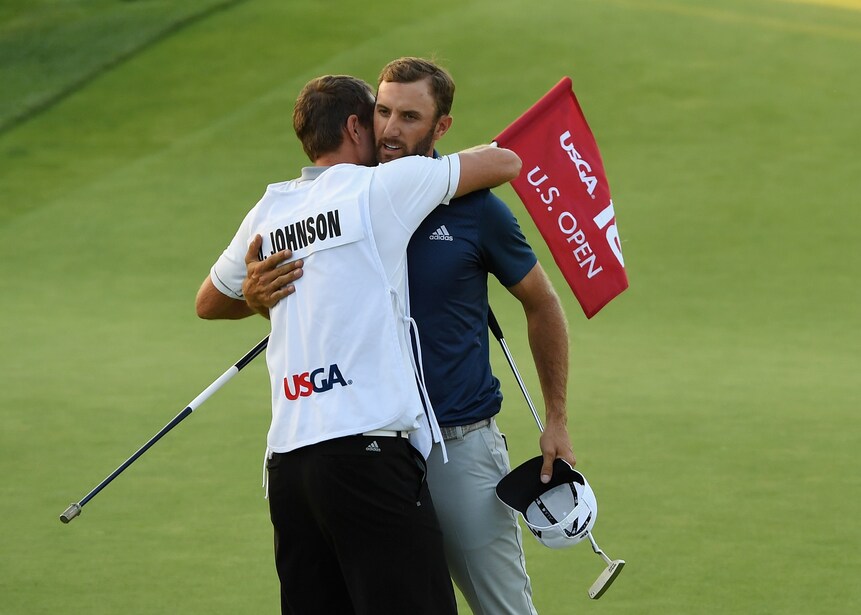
[382,118,400,138]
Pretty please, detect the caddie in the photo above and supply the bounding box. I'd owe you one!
[196,73,521,615]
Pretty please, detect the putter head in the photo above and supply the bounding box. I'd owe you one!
[588,558,625,599]
[60,503,82,524]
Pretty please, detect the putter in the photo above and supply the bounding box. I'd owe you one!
[587,532,625,599]
[60,336,269,524]
[488,307,626,599]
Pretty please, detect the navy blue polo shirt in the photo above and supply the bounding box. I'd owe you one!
[407,188,537,427]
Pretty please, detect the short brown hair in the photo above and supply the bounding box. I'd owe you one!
[292,75,375,161]
[378,57,455,119]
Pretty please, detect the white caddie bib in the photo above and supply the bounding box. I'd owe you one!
[253,165,426,453]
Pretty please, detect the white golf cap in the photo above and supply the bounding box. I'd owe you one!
[496,456,597,549]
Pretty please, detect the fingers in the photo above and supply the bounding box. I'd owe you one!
[538,422,577,483]
[540,453,555,484]
[269,274,301,301]
[245,235,298,275]
[243,254,304,311]
[271,259,304,285]
[245,234,263,265]
[257,250,296,274]
[539,447,577,483]
[259,260,303,301]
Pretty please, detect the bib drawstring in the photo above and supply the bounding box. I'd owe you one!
[391,286,448,463]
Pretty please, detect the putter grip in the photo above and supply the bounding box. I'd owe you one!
[60,503,81,524]
[487,307,504,340]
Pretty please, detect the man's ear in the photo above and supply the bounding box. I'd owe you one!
[434,114,453,141]
[345,114,361,143]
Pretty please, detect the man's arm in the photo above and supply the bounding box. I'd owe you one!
[454,145,521,197]
[241,145,519,315]
[196,277,255,320]
[196,235,303,320]
[506,262,575,483]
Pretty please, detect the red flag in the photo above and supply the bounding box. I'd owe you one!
[495,77,627,318]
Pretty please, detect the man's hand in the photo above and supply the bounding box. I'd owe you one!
[506,262,574,484]
[539,418,576,483]
[243,234,304,318]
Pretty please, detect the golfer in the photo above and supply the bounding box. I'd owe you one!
[244,58,575,614]
[196,74,521,614]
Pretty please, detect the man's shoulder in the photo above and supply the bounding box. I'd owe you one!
[374,155,450,176]
[264,177,303,194]
[450,187,492,206]
[308,164,374,193]
[416,190,520,236]
[371,156,457,208]
[450,189,515,218]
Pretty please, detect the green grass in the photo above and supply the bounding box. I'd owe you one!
[0,0,246,134]
[1,0,859,613]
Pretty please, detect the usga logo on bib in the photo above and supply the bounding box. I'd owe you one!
[283,364,351,400]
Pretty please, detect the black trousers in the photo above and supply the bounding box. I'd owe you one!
[267,434,458,615]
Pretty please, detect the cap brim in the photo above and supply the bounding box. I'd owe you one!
[496,455,583,514]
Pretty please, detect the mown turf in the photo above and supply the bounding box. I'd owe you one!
[0,0,246,134]
[1,0,859,613]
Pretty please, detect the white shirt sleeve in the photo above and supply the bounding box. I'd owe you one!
[209,207,257,299]
[366,154,460,283]
[369,154,460,232]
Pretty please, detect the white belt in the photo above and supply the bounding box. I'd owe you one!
[362,429,409,438]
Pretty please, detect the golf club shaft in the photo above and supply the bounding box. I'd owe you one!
[60,336,269,523]
[487,307,544,432]
[588,531,614,566]
[488,308,627,597]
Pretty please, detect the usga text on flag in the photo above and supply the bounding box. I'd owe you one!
[526,168,622,280]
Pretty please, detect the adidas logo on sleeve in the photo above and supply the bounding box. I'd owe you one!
[429,225,454,241]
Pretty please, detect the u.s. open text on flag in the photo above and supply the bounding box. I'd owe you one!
[495,77,627,318]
